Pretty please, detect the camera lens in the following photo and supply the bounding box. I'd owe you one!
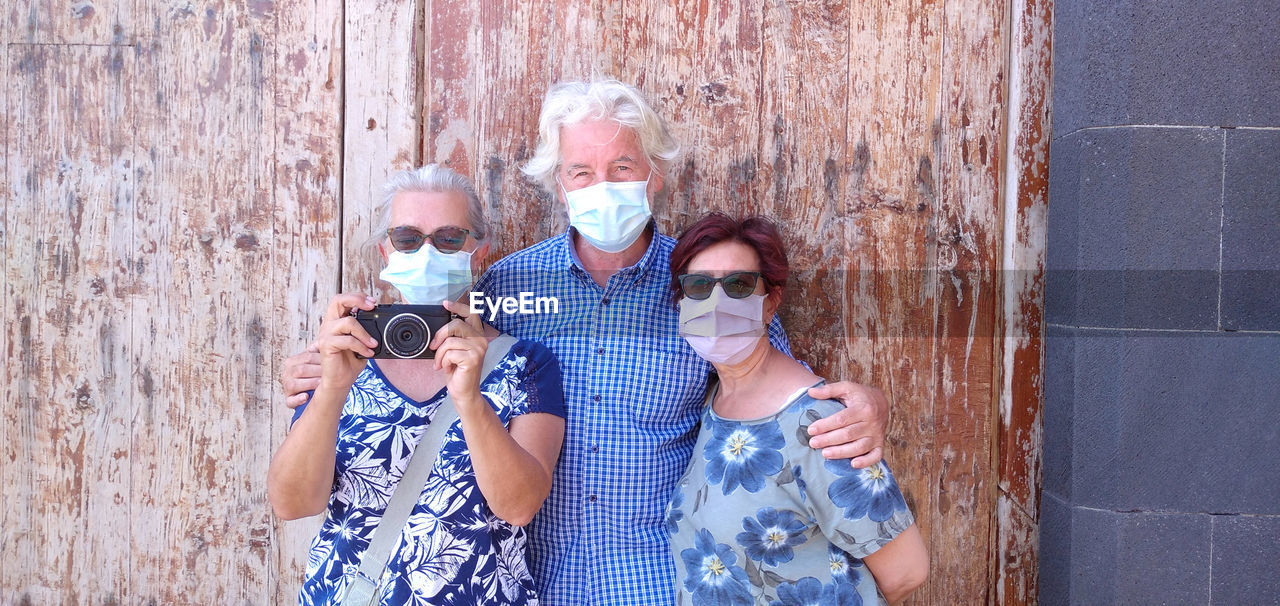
[382,312,431,358]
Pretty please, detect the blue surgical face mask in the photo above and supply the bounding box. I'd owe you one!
[378,244,474,304]
[560,177,652,253]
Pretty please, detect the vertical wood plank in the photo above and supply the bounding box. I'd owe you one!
[421,0,477,175]
[0,39,9,602]
[997,0,1053,601]
[270,0,345,601]
[756,0,851,378]
[5,0,137,45]
[469,0,561,251]
[933,0,1008,600]
[129,1,277,602]
[841,2,944,601]
[543,1,611,83]
[0,39,8,596]
[634,0,770,229]
[996,493,1040,604]
[342,0,421,297]
[2,43,135,604]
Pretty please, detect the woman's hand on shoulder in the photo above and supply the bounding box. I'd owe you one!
[432,299,489,408]
[314,293,379,392]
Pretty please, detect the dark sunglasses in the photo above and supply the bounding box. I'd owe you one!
[387,225,475,254]
[677,271,763,300]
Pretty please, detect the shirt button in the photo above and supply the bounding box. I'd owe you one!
[590,445,599,453]
[588,495,597,503]
[601,298,610,306]
[596,347,604,355]
[592,394,601,402]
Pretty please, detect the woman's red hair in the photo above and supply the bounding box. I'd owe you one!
[669,212,789,303]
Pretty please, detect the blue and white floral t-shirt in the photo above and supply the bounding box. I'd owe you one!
[294,338,565,606]
[666,382,914,606]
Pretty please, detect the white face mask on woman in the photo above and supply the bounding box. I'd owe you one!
[678,287,768,365]
[378,245,474,305]
[560,177,652,253]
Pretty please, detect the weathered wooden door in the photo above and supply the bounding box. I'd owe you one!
[1,1,1048,604]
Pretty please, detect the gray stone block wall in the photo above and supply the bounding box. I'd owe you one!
[1042,1,1280,604]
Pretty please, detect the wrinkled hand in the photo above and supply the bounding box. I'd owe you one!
[281,344,321,409]
[430,299,490,407]
[806,380,889,468]
[313,293,379,394]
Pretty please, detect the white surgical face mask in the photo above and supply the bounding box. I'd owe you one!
[379,244,474,305]
[560,177,652,253]
[678,287,767,365]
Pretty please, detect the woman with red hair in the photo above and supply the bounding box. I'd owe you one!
[665,212,928,605]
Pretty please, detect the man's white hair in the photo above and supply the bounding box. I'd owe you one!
[366,164,490,255]
[522,78,680,194]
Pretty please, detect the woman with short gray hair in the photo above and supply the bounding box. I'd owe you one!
[268,164,566,605]
[366,164,491,255]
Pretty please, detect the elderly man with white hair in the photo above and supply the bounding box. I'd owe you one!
[282,78,890,605]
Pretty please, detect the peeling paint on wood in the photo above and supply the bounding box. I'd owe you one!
[341,0,422,299]
[932,0,1008,600]
[997,495,1041,604]
[756,0,855,392]
[126,1,277,603]
[6,0,137,45]
[269,0,345,603]
[840,3,947,602]
[1,0,1050,603]
[3,43,135,604]
[474,1,567,249]
[411,1,1043,603]
[0,53,7,556]
[996,0,1053,603]
[422,0,476,175]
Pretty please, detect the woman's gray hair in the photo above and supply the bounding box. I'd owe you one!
[522,78,680,194]
[366,164,490,255]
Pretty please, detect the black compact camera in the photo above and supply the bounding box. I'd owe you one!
[352,304,453,359]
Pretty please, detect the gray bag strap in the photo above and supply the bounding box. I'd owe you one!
[342,333,518,606]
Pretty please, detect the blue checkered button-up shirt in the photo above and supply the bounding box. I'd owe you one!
[472,226,791,605]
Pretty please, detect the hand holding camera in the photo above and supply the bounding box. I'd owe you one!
[428,299,491,410]
[314,293,382,393]
[313,294,487,403]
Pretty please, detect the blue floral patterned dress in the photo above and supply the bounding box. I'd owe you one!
[666,382,915,606]
[293,339,565,606]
